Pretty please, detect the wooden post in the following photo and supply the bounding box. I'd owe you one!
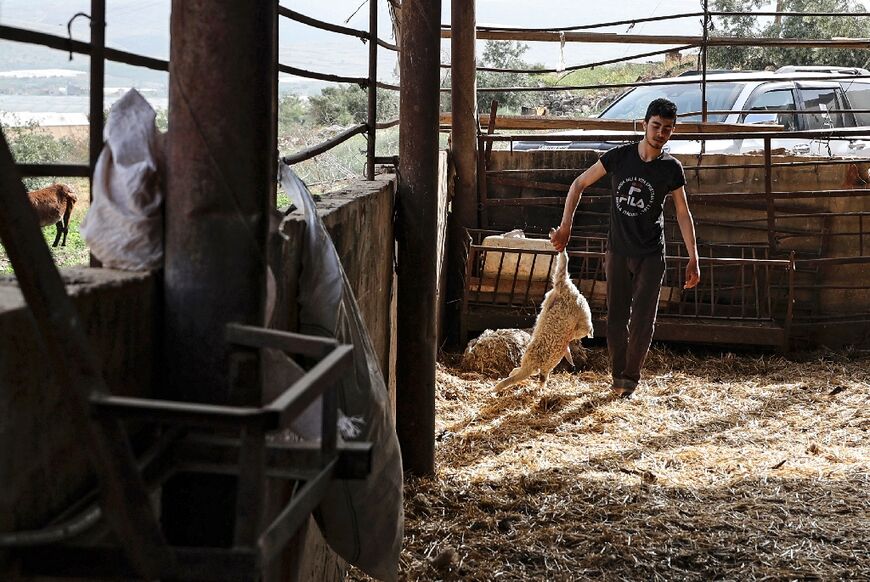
[444,0,477,348]
[163,0,276,545]
[396,0,442,476]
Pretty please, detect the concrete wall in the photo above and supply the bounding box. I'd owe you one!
[0,268,156,539]
[275,175,396,380]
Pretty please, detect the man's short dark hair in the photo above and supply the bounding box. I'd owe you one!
[645,98,678,122]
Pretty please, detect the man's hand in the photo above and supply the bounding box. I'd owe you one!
[684,257,700,289]
[550,225,570,251]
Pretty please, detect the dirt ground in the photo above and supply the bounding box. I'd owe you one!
[351,343,870,581]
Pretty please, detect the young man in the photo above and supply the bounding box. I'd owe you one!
[550,97,700,397]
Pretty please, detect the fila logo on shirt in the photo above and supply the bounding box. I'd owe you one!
[615,177,655,217]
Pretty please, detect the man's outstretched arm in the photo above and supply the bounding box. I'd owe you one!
[671,186,700,289]
[550,160,607,251]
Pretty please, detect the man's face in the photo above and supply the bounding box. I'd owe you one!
[643,115,676,149]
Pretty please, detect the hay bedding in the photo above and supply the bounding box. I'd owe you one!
[350,346,870,581]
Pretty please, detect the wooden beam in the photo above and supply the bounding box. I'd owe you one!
[439,113,783,133]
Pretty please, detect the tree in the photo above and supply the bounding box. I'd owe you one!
[2,120,80,190]
[709,0,870,70]
[277,94,308,135]
[476,41,545,114]
[308,85,398,126]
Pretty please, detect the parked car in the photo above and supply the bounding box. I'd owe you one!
[513,66,870,157]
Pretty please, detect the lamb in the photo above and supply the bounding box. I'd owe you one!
[27,183,77,247]
[494,248,594,392]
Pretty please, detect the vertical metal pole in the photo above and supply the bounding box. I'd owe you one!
[701,0,709,123]
[451,0,477,229]
[366,0,378,180]
[163,0,276,544]
[396,0,442,476]
[88,0,106,268]
[784,251,795,352]
[89,0,105,185]
[445,0,477,347]
[765,137,776,252]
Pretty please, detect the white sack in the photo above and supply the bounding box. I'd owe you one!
[279,165,404,582]
[80,89,164,270]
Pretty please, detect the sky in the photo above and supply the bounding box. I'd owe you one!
[0,0,779,85]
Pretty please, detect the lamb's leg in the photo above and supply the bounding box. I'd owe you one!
[495,364,536,392]
[562,345,575,368]
[52,221,63,247]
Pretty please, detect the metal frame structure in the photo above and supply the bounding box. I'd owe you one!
[277,5,399,179]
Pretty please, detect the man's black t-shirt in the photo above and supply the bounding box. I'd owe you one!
[599,143,686,256]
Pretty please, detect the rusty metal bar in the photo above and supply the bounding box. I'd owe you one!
[164,0,275,546]
[0,130,173,579]
[701,0,709,123]
[765,138,775,252]
[281,123,368,165]
[491,250,507,305]
[439,44,698,75]
[0,24,169,71]
[265,345,354,426]
[175,436,372,481]
[477,135,489,228]
[712,10,870,16]
[278,6,397,50]
[90,395,279,429]
[278,64,369,86]
[226,323,339,358]
[258,458,339,562]
[795,256,870,266]
[233,424,266,548]
[487,127,870,141]
[439,27,870,48]
[459,71,870,93]
[451,0,478,230]
[366,0,378,181]
[396,0,442,477]
[784,252,796,351]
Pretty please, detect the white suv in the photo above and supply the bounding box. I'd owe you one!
[514,66,870,157]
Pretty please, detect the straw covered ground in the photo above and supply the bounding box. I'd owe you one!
[353,344,870,581]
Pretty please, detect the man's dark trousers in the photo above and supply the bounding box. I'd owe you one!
[605,250,666,390]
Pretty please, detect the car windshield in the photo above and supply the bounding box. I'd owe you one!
[600,82,745,122]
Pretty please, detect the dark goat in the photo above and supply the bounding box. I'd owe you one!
[27,183,78,247]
